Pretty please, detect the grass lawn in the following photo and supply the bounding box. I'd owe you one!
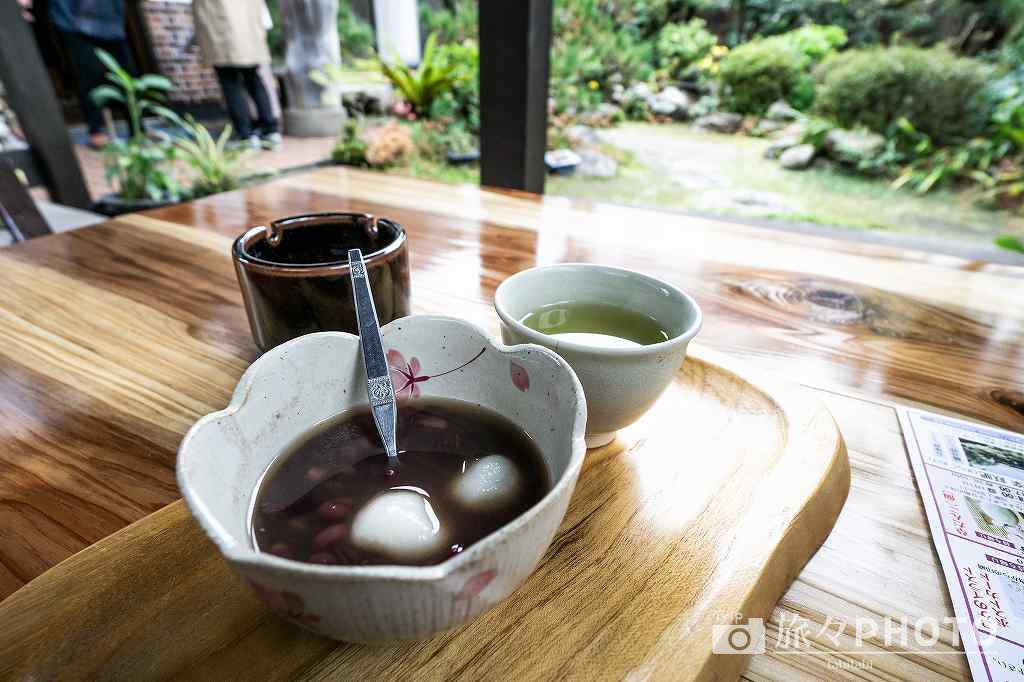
[548,123,1024,247]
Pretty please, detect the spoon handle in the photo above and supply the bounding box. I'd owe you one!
[348,249,399,467]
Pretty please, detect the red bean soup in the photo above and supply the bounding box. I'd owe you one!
[250,398,550,566]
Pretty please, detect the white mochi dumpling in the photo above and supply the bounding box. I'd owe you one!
[350,490,448,561]
[451,455,524,512]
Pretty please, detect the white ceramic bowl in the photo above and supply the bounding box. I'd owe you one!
[494,264,702,448]
[177,315,586,642]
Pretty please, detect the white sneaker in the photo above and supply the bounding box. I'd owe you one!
[247,135,262,150]
[261,132,282,150]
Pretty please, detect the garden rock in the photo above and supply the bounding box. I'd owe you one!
[576,149,618,178]
[580,103,623,127]
[624,82,653,102]
[566,125,601,146]
[764,135,802,159]
[338,82,395,115]
[695,112,743,134]
[824,129,884,165]
[764,100,802,122]
[647,86,692,120]
[779,122,807,139]
[779,144,816,170]
[726,190,794,213]
[753,119,787,136]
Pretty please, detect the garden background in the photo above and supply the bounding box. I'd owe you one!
[269,0,1024,255]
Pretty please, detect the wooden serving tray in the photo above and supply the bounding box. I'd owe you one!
[0,347,848,681]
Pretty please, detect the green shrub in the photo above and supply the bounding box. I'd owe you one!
[338,0,375,60]
[814,46,995,145]
[656,18,717,80]
[549,0,655,114]
[332,119,369,166]
[420,0,477,44]
[428,40,480,134]
[718,39,806,114]
[782,24,847,63]
[717,25,844,115]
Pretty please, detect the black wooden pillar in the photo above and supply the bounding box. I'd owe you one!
[0,2,91,209]
[479,0,553,194]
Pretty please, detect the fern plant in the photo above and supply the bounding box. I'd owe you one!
[377,33,464,115]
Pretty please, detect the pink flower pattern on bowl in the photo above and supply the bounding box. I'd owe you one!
[247,579,321,626]
[387,347,487,398]
[457,569,497,600]
[510,362,530,392]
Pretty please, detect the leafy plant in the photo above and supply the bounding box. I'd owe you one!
[875,118,1014,194]
[414,119,477,161]
[427,40,480,133]
[337,0,375,60]
[996,234,1024,254]
[420,0,478,44]
[989,68,1024,151]
[377,33,464,115]
[814,46,994,146]
[799,116,835,151]
[90,48,182,201]
[173,116,258,198]
[332,119,369,166]
[781,24,847,63]
[548,0,655,115]
[656,18,717,80]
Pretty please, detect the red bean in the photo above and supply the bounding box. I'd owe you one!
[305,465,328,483]
[307,552,337,565]
[287,516,310,533]
[419,414,448,429]
[259,500,285,514]
[268,542,294,559]
[317,499,353,521]
[312,523,350,550]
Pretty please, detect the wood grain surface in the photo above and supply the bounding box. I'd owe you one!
[0,349,848,681]
[0,166,1019,679]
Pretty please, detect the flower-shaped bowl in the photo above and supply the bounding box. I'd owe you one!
[177,315,586,642]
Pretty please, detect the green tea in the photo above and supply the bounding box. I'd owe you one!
[519,301,671,347]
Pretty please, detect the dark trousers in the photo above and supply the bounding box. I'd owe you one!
[214,66,278,139]
[60,30,136,134]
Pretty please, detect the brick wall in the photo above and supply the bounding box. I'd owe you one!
[141,0,221,104]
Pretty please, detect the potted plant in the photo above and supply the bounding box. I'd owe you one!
[89,49,183,216]
[174,116,270,199]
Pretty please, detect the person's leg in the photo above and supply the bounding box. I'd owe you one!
[59,31,107,138]
[241,67,279,136]
[214,66,255,139]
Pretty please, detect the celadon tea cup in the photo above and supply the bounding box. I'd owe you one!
[494,263,702,448]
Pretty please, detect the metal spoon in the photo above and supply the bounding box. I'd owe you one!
[348,249,399,469]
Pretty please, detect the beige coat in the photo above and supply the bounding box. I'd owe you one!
[193,0,271,67]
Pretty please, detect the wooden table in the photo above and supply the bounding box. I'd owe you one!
[2,167,1021,680]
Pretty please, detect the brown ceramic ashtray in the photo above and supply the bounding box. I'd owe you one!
[233,212,411,351]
